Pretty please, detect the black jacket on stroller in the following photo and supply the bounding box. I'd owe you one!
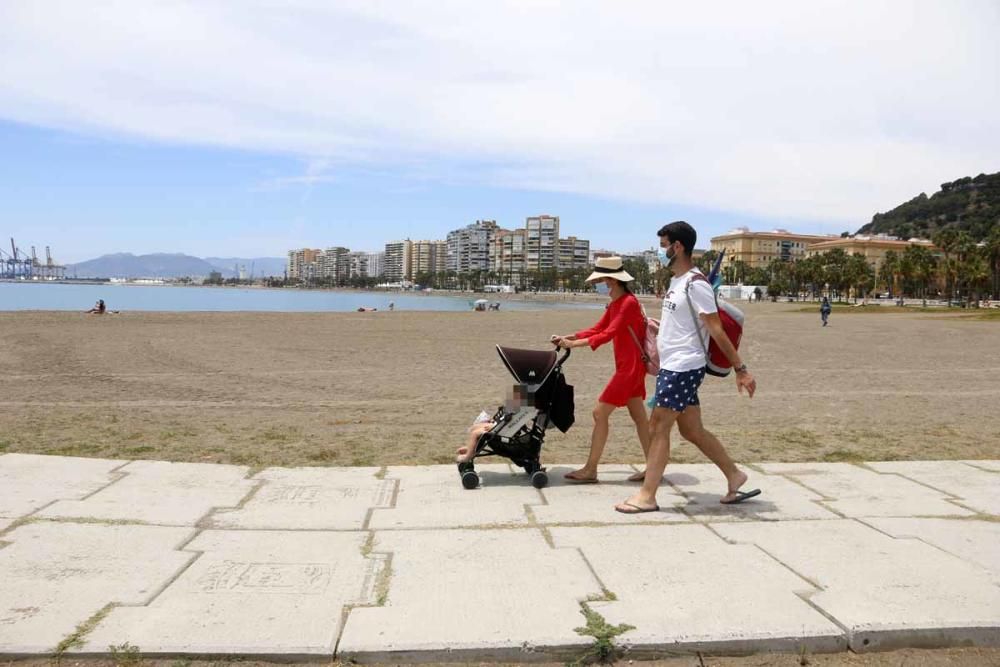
[458,345,574,489]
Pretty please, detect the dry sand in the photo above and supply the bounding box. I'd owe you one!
[0,303,997,468]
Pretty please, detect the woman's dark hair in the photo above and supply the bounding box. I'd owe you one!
[657,221,697,257]
[616,278,632,294]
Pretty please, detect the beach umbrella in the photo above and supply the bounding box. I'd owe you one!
[708,248,725,291]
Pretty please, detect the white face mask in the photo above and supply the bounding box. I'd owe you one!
[595,281,610,295]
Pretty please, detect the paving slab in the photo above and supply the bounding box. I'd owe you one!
[715,519,1000,651]
[551,524,845,655]
[368,464,537,529]
[0,453,123,520]
[664,463,839,521]
[0,521,194,654]
[865,461,1000,515]
[209,466,392,530]
[960,460,1000,472]
[758,462,973,518]
[534,465,689,525]
[339,528,603,663]
[865,518,1000,582]
[82,530,378,657]
[39,460,255,526]
[0,517,13,533]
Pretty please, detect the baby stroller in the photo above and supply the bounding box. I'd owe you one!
[458,345,575,489]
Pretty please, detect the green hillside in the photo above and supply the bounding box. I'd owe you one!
[857,171,999,242]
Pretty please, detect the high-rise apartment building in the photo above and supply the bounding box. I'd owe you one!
[525,215,559,271]
[348,251,369,279]
[410,239,448,278]
[489,228,527,281]
[287,248,321,280]
[384,240,412,282]
[321,246,351,282]
[556,236,590,270]
[366,251,385,279]
[446,220,498,273]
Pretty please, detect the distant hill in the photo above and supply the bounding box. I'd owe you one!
[68,253,287,279]
[857,172,1000,241]
[204,257,286,278]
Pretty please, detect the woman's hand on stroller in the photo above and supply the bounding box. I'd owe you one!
[550,334,582,349]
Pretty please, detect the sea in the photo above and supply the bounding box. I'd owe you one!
[0,281,598,312]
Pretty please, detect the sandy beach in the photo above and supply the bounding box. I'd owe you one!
[1,302,997,468]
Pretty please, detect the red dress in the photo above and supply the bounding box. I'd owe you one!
[574,293,647,407]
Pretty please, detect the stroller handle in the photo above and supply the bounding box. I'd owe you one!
[553,346,571,369]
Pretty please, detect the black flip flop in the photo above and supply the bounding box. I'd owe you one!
[720,488,761,505]
[615,502,660,514]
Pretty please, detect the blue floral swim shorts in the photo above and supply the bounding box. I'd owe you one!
[654,367,706,412]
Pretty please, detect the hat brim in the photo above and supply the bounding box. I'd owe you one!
[586,270,634,283]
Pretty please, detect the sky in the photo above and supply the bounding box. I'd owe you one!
[1,1,998,264]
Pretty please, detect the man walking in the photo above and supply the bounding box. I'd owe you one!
[616,221,759,513]
[820,296,831,326]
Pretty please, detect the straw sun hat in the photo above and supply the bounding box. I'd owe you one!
[585,256,634,283]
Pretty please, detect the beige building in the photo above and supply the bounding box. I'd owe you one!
[287,248,321,280]
[710,228,836,268]
[411,239,447,278]
[556,236,590,270]
[489,228,527,281]
[805,235,937,269]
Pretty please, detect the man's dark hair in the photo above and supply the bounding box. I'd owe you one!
[657,221,697,257]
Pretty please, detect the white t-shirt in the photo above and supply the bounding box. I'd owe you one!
[658,269,718,372]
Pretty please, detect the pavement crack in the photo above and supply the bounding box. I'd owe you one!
[51,602,115,655]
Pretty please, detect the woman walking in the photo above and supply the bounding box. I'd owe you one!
[551,257,650,483]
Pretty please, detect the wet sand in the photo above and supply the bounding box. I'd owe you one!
[1,303,997,468]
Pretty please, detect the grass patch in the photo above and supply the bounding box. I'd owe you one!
[821,449,867,463]
[123,445,155,455]
[965,309,1000,321]
[773,428,821,448]
[109,641,142,667]
[54,604,114,654]
[0,439,8,452]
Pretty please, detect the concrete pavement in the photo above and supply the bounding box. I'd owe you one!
[0,453,997,661]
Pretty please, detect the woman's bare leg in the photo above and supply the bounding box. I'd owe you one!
[566,401,616,481]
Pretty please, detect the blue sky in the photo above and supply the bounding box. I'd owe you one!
[2,2,997,263]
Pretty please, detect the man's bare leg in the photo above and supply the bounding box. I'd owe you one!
[616,407,678,511]
[676,405,749,501]
[566,401,616,481]
[625,396,651,481]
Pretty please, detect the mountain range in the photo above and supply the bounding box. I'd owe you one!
[67,254,286,279]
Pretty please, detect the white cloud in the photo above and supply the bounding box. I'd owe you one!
[2,0,997,225]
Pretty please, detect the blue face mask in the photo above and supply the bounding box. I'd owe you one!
[657,245,675,267]
[595,281,610,295]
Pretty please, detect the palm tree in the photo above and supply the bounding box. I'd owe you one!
[986,224,1000,300]
[932,228,960,304]
[881,250,900,297]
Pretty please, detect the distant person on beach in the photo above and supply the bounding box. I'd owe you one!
[820,297,831,326]
[550,256,650,484]
[389,301,395,311]
[615,221,758,514]
[86,299,106,315]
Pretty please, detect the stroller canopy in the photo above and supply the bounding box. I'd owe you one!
[496,345,557,385]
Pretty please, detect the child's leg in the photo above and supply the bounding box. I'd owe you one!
[456,422,493,462]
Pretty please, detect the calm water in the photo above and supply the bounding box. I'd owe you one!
[0,281,597,312]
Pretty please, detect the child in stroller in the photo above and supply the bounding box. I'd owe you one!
[456,345,575,489]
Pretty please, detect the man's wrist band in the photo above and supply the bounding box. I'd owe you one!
[734,364,748,374]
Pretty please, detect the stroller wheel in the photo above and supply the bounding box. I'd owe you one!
[461,470,480,490]
[530,470,548,489]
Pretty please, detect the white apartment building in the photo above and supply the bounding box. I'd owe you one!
[384,240,412,282]
[446,220,498,273]
[366,251,385,279]
[321,246,351,282]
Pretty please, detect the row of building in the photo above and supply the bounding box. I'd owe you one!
[288,215,592,283]
[709,228,937,270]
[288,221,938,284]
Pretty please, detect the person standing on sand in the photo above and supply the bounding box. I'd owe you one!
[820,296,831,326]
[616,221,759,514]
[550,257,650,483]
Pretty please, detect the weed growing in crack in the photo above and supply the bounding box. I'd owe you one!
[109,642,142,667]
[571,602,634,665]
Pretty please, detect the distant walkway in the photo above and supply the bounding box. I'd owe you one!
[1,454,998,661]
